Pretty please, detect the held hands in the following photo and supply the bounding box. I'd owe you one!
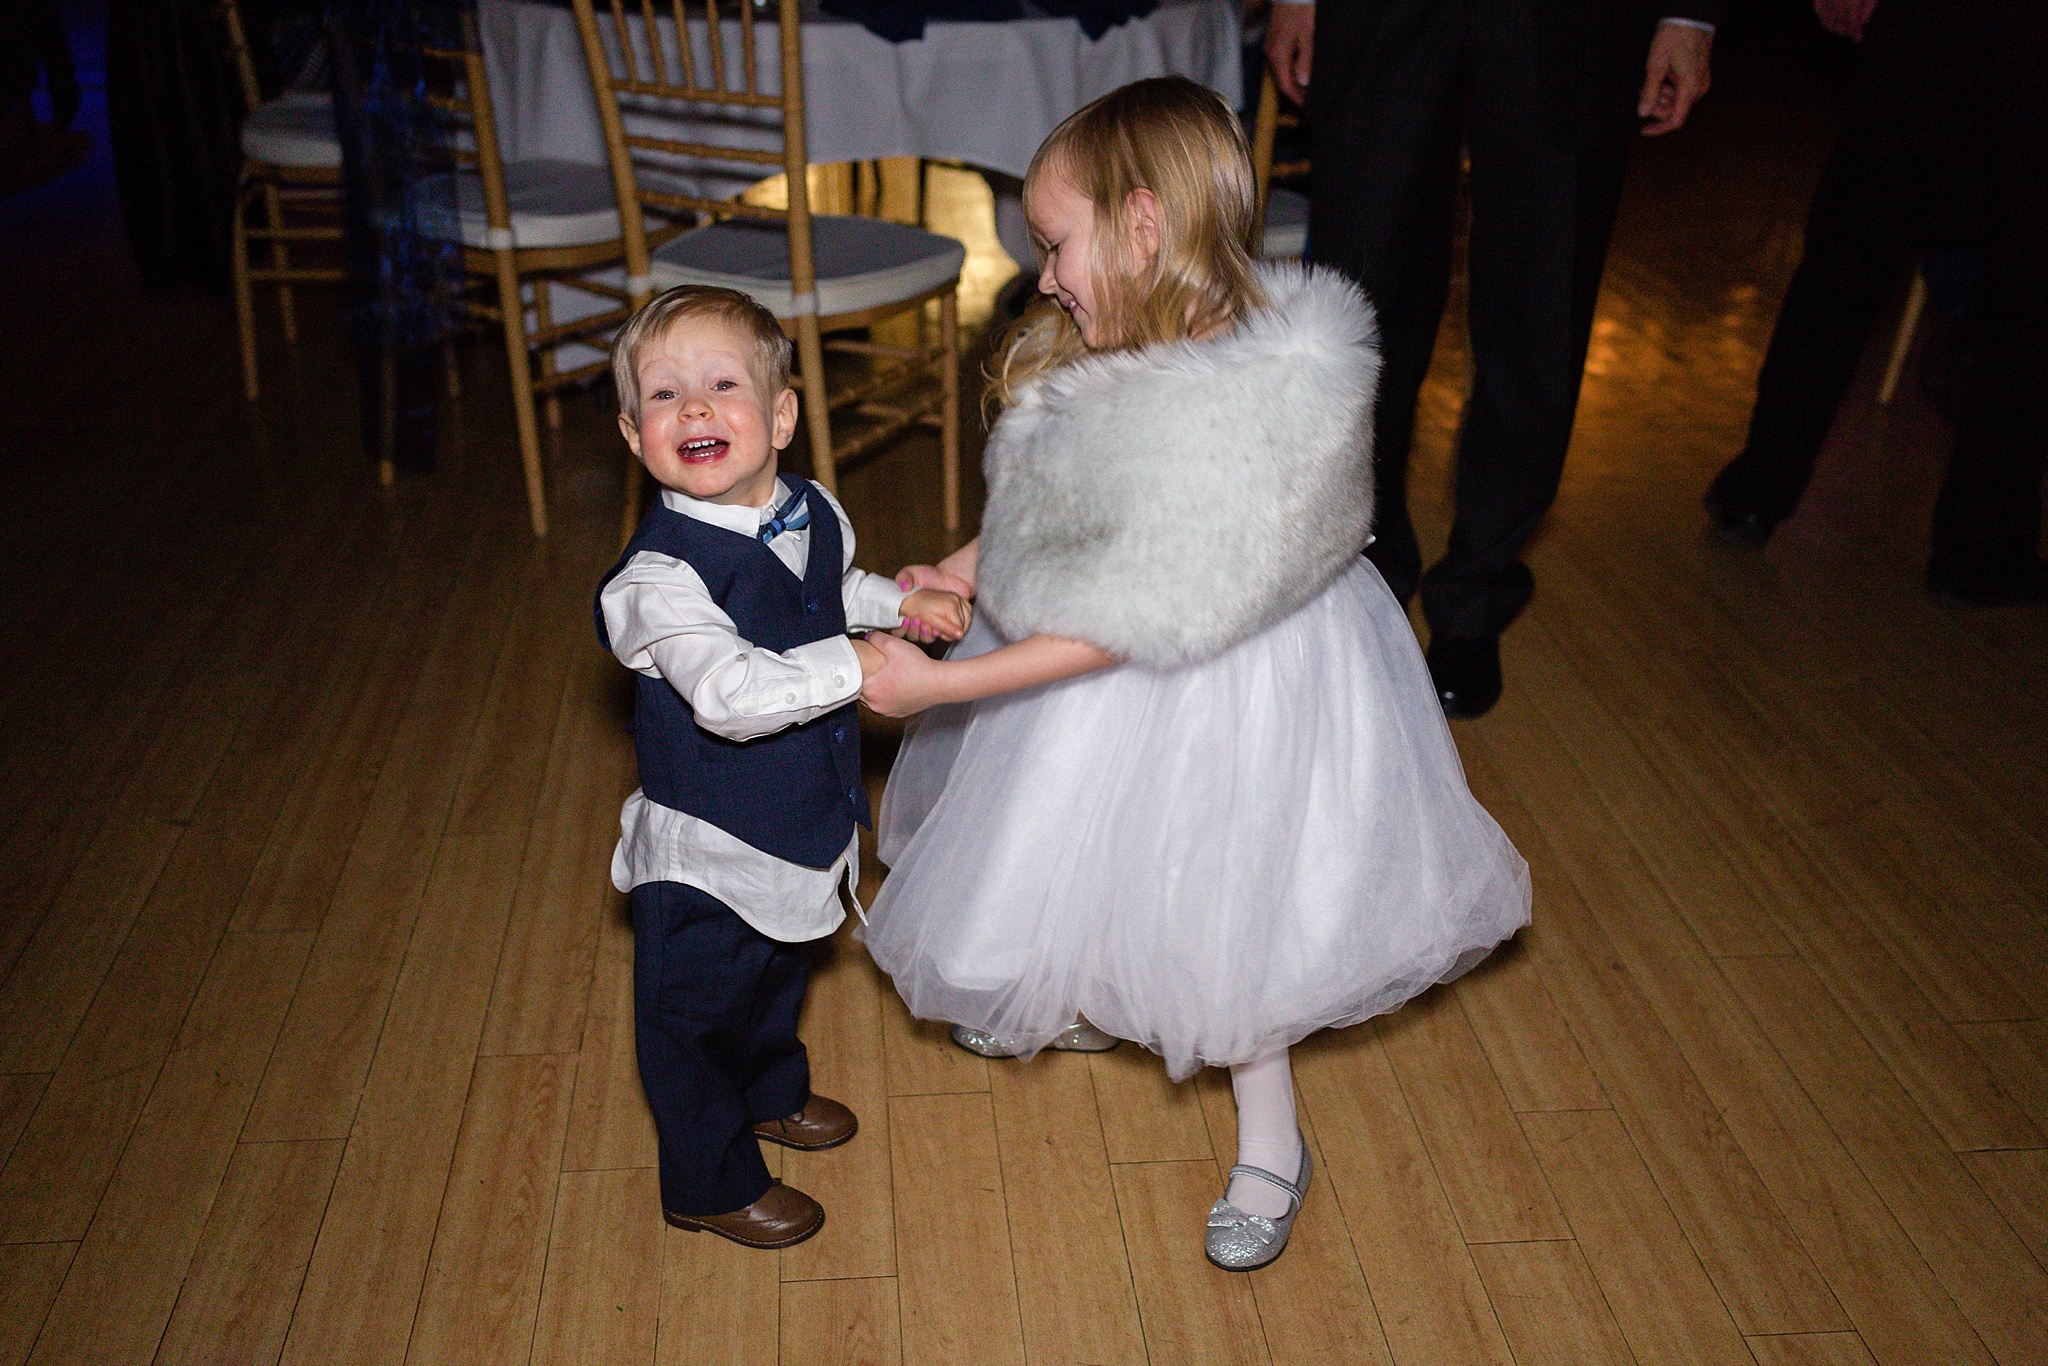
[1638,22,1712,135]
[858,632,949,718]
[896,588,972,645]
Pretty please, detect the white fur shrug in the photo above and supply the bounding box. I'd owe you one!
[975,262,1380,668]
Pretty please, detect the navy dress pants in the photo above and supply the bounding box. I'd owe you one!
[1308,0,1636,641]
[631,880,814,1217]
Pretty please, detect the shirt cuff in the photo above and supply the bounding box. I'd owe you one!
[1658,17,1716,32]
[845,570,911,632]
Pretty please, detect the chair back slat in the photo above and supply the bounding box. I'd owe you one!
[736,0,757,94]
[639,0,671,84]
[609,0,639,82]
[571,0,811,308]
[702,0,729,97]
[214,0,266,118]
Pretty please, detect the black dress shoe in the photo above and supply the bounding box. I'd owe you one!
[1426,635,1503,720]
[1702,484,1775,550]
[1925,557,2048,607]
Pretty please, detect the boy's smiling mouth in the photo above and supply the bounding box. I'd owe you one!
[678,436,729,462]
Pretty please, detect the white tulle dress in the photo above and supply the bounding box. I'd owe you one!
[866,559,1531,1080]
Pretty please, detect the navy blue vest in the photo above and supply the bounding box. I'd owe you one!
[596,479,870,869]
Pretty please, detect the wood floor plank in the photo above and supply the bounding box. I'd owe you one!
[227,502,466,936]
[25,932,312,1366]
[153,1139,345,1366]
[242,536,527,1142]
[1089,1045,1214,1166]
[1521,1108,1753,1366]
[1111,1160,1271,1366]
[1744,1332,1882,1366]
[1463,743,1844,1339]
[530,1168,661,1366]
[985,1051,1146,1366]
[1508,612,1790,959]
[277,834,525,1366]
[879,990,987,1099]
[0,618,376,1242]
[1722,956,2048,1364]
[1293,1027,1515,1366]
[782,934,896,1283]
[0,1076,47,1173]
[477,649,628,1058]
[1956,1022,2048,1138]
[0,1243,73,1366]
[780,1277,903,1366]
[889,1092,1024,1366]
[1450,939,1607,1114]
[562,906,657,1173]
[1475,708,1996,1366]
[1377,988,1571,1244]
[407,1053,576,1366]
[657,1220,779,1366]
[1539,578,2041,1153]
[1959,1149,2048,1271]
[1468,1239,1637,1366]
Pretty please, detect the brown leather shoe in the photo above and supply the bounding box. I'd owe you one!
[752,1095,858,1151]
[665,1183,824,1249]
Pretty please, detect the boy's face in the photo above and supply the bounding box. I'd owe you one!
[618,317,798,507]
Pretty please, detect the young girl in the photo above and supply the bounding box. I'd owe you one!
[859,77,1531,1271]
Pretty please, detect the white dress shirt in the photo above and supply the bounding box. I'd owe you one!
[602,480,908,942]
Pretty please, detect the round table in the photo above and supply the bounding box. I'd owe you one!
[477,0,1243,262]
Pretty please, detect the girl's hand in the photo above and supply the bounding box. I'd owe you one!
[895,563,976,601]
[860,632,952,717]
[897,588,972,644]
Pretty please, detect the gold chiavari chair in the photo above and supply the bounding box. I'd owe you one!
[568,0,966,541]
[413,13,670,536]
[1251,66,1310,260]
[220,0,347,401]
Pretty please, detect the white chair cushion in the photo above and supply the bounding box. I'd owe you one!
[413,160,625,251]
[241,91,341,170]
[649,215,966,320]
[1261,186,1309,260]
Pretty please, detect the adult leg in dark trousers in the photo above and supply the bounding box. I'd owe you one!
[631,880,821,1241]
[1310,0,1635,713]
[1706,0,2047,602]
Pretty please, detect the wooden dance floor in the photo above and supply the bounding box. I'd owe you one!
[1,28,2044,1366]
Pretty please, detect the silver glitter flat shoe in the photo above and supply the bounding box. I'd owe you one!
[947,1021,1121,1058]
[1205,1145,1311,1272]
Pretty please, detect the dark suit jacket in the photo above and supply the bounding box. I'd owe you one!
[1308,0,1727,148]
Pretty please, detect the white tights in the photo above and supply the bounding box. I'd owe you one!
[1226,1049,1303,1219]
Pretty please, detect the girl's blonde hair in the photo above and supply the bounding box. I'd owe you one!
[990,75,1266,409]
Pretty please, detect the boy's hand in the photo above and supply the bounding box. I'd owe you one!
[860,632,948,717]
[852,635,887,680]
[897,588,972,644]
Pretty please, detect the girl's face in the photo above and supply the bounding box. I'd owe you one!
[1026,167,1115,347]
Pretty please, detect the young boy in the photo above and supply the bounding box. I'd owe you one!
[596,285,969,1248]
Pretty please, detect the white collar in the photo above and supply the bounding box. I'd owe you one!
[658,477,796,537]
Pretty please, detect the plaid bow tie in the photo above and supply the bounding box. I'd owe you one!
[758,485,811,543]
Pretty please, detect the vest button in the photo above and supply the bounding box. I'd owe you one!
[804,599,819,614]
[846,787,860,804]
[832,725,846,743]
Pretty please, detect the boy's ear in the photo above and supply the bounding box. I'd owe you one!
[617,411,644,459]
[1126,187,1162,271]
[770,387,800,451]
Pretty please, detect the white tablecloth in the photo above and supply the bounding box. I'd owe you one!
[477,0,1243,181]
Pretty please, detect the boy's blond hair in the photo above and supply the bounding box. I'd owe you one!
[991,75,1266,409]
[613,285,795,422]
